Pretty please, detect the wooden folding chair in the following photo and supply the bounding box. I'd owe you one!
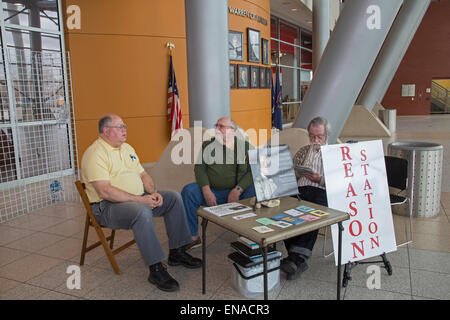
[75,180,136,275]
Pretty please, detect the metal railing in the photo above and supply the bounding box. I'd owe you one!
[431,80,450,114]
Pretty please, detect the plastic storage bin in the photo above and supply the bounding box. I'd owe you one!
[228,250,281,298]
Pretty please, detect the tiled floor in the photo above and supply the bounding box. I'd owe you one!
[0,115,449,300]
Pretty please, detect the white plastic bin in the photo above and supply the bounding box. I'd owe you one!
[229,251,281,298]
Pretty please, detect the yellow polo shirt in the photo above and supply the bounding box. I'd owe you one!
[81,137,145,203]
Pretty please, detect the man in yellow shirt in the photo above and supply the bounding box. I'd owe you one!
[81,114,200,292]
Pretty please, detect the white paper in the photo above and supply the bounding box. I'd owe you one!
[203,202,252,217]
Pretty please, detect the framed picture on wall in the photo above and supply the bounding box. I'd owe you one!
[261,38,269,65]
[229,64,236,88]
[237,64,249,88]
[266,68,272,88]
[259,67,266,88]
[250,65,259,88]
[228,30,243,61]
[247,28,260,63]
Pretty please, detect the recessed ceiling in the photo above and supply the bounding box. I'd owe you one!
[271,0,313,31]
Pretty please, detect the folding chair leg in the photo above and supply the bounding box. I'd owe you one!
[93,226,121,275]
[397,199,413,248]
[79,214,91,266]
[109,230,116,250]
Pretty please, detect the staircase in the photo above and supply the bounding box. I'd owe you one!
[431,80,450,114]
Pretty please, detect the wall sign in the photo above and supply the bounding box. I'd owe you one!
[228,7,268,26]
[321,140,397,266]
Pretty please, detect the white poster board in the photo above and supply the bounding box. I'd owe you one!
[321,140,397,266]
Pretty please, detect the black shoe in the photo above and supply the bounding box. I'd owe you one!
[148,263,179,292]
[184,238,202,251]
[281,255,309,280]
[280,256,298,275]
[287,257,309,281]
[168,247,202,269]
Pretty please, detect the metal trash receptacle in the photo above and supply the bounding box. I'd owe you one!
[379,109,397,133]
[387,141,443,218]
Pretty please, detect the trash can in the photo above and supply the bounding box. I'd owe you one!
[387,141,443,218]
[379,109,397,133]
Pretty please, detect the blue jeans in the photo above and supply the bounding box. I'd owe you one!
[181,183,256,236]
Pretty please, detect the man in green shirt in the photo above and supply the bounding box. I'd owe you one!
[181,117,256,249]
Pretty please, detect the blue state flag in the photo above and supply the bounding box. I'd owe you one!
[271,67,283,130]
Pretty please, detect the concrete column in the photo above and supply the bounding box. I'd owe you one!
[293,0,403,143]
[185,0,230,128]
[312,0,330,73]
[357,0,431,110]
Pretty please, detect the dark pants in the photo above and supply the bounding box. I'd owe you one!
[284,186,328,261]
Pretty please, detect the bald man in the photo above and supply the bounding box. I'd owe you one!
[181,117,256,249]
[81,114,201,292]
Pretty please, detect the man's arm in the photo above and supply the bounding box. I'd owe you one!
[140,170,156,194]
[91,180,158,208]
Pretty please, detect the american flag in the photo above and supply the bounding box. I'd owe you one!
[168,55,183,137]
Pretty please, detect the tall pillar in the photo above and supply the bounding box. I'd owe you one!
[185,0,230,128]
[312,0,330,73]
[293,0,403,143]
[357,0,431,110]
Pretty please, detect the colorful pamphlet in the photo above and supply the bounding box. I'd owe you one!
[256,218,276,226]
[301,214,321,221]
[252,226,274,233]
[272,221,292,228]
[296,205,315,213]
[284,209,304,217]
[310,209,330,217]
[271,214,306,225]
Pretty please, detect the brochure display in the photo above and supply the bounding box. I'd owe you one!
[248,145,299,203]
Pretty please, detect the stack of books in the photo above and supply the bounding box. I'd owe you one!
[228,237,277,268]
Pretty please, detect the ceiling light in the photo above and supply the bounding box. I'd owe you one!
[291,8,298,11]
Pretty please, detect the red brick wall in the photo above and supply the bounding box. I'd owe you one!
[381,0,450,115]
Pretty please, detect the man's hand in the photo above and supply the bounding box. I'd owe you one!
[304,172,322,183]
[227,187,241,203]
[202,186,217,207]
[149,192,163,208]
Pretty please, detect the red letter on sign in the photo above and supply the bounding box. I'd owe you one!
[360,149,367,161]
[343,163,354,178]
[340,146,352,161]
[349,201,358,217]
[346,183,357,198]
[349,220,362,237]
[370,236,380,249]
[351,241,365,259]
[361,163,370,176]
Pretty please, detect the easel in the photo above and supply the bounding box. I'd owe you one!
[342,253,393,287]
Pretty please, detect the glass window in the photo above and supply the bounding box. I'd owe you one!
[271,16,312,126]
[2,1,60,31]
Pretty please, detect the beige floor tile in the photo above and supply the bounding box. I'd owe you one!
[37,290,82,300]
[0,277,22,295]
[37,237,84,260]
[0,246,30,267]
[0,283,50,300]
[53,265,115,298]
[4,232,65,253]
[26,260,77,290]
[3,213,67,232]
[0,254,63,282]
[408,232,450,253]
[42,219,85,238]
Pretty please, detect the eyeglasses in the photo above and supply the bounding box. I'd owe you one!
[309,134,326,140]
[215,123,234,130]
[107,124,128,130]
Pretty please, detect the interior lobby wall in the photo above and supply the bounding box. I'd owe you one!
[63,0,272,162]
[381,0,450,115]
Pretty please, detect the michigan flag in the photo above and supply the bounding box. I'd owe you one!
[271,67,283,130]
[168,55,183,137]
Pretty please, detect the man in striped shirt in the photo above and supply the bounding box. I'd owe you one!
[282,116,331,280]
